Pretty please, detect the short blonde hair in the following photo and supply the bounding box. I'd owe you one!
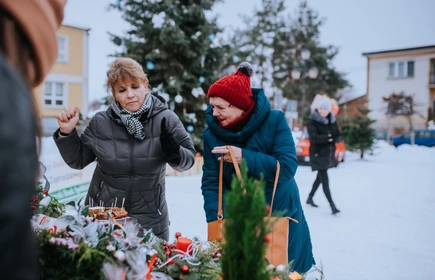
[106,57,149,94]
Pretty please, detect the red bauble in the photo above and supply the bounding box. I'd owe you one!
[264,234,271,243]
[165,249,171,256]
[181,265,189,274]
[175,232,182,239]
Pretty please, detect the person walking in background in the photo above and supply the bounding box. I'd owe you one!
[201,62,315,273]
[306,97,342,214]
[0,0,67,279]
[54,57,196,240]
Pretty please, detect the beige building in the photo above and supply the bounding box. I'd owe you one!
[33,24,90,136]
[363,45,435,138]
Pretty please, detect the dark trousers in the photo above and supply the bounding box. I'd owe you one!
[309,170,334,204]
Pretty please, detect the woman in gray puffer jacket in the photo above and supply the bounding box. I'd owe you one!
[54,57,196,240]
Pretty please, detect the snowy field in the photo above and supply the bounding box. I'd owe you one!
[165,141,435,279]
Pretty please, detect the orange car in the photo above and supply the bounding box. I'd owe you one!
[295,127,346,165]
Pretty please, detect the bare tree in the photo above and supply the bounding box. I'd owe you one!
[383,92,424,145]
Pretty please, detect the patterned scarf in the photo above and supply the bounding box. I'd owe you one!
[111,94,152,140]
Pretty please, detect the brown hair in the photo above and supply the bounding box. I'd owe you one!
[107,57,149,94]
[0,8,42,141]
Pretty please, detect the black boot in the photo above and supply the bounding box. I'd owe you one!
[306,196,318,207]
[330,203,340,214]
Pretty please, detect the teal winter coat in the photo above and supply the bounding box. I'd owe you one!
[201,88,315,273]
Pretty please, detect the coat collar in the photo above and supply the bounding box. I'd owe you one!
[205,88,270,144]
[309,109,336,125]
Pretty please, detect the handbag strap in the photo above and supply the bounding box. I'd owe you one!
[217,156,224,220]
[217,146,242,221]
[268,161,280,218]
[218,146,280,219]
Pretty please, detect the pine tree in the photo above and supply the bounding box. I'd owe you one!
[221,162,270,280]
[341,107,376,159]
[232,0,286,90]
[109,0,233,152]
[230,0,349,118]
[277,1,349,114]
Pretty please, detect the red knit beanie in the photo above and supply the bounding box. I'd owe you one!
[207,62,254,111]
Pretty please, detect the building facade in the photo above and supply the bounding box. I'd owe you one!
[363,45,435,138]
[33,25,89,136]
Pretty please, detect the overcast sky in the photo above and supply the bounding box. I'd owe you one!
[63,0,435,102]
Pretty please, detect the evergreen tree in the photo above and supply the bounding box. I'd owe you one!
[221,162,270,280]
[109,0,233,152]
[231,0,286,91]
[341,107,376,159]
[232,0,349,117]
[275,1,349,114]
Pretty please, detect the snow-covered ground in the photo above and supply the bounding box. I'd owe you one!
[166,141,435,279]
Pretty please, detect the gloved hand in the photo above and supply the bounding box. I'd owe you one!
[160,117,181,164]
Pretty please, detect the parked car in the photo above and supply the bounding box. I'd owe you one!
[391,129,435,147]
[295,127,346,165]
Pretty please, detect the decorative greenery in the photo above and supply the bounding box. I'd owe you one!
[33,198,222,279]
[221,161,270,280]
[31,186,65,218]
[32,168,319,279]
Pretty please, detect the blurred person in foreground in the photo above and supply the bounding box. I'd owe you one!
[201,62,315,273]
[53,57,196,240]
[306,97,342,214]
[0,0,67,278]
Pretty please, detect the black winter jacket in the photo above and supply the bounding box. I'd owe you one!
[0,53,39,279]
[307,110,342,171]
[54,94,195,240]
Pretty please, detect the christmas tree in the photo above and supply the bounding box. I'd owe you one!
[109,0,233,152]
[221,162,270,280]
[341,107,376,159]
[231,0,349,116]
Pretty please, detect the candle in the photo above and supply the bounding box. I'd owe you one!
[175,237,192,253]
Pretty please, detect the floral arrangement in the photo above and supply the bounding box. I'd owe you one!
[32,199,222,279]
[30,186,65,218]
[31,189,318,280]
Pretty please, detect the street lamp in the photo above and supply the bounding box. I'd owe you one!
[291,48,318,120]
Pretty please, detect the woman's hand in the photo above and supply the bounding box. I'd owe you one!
[212,146,242,164]
[57,107,79,134]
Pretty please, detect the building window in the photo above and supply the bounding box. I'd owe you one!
[43,81,67,108]
[407,61,414,77]
[388,63,395,77]
[397,61,405,77]
[56,35,69,62]
[388,60,414,78]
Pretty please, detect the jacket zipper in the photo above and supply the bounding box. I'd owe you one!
[157,184,162,216]
[127,135,134,210]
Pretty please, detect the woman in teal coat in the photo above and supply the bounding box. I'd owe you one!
[201,62,315,273]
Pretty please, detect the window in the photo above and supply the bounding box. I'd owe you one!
[388,60,414,78]
[43,81,67,108]
[56,35,68,62]
[397,62,405,77]
[407,61,414,77]
[388,63,395,77]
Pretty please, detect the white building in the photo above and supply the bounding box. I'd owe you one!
[363,45,435,138]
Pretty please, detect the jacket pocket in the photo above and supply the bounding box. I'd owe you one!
[96,180,124,207]
[137,185,162,216]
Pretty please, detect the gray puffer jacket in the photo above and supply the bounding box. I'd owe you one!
[54,94,196,240]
